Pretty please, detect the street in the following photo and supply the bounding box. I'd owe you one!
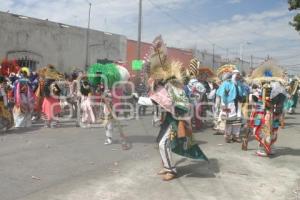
[0,111,300,200]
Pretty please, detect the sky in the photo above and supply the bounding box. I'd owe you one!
[0,0,300,71]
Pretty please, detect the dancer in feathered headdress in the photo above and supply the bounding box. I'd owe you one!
[184,58,207,130]
[147,35,208,181]
[0,59,20,77]
[0,76,13,130]
[216,65,249,143]
[12,70,35,128]
[41,65,63,128]
[87,62,130,149]
[248,60,287,156]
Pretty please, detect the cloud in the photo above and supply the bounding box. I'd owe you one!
[160,5,300,67]
[0,0,299,68]
[228,0,241,4]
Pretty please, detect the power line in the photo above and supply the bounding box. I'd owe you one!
[282,63,300,67]
[145,0,300,65]
[146,0,229,53]
[274,53,300,60]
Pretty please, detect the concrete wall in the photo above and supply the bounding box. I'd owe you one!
[0,11,126,72]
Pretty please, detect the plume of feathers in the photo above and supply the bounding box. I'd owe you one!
[147,35,184,83]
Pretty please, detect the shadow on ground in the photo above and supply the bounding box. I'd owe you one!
[270,147,300,158]
[127,135,157,144]
[284,122,300,126]
[1,126,41,135]
[176,158,219,178]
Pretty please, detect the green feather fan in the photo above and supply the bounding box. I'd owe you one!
[87,63,121,88]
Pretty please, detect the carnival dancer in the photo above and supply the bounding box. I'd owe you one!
[214,64,236,134]
[217,69,246,143]
[69,72,80,118]
[185,58,206,130]
[199,67,216,127]
[12,70,35,128]
[0,76,13,130]
[87,63,130,148]
[285,77,299,114]
[29,72,42,121]
[41,65,63,128]
[249,61,287,156]
[147,36,208,181]
[79,79,95,127]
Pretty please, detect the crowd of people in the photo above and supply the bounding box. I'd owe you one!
[0,36,298,182]
[145,35,298,181]
[0,61,136,143]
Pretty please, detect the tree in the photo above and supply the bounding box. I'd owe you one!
[288,0,300,32]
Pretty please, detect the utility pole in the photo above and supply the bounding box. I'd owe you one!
[212,44,215,70]
[137,0,142,60]
[226,48,229,62]
[85,2,92,70]
[250,55,253,68]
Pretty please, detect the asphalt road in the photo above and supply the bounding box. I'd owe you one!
[1,112,300,200]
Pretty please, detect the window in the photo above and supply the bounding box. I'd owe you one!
[6,50,42,71]
[16,56,38,71]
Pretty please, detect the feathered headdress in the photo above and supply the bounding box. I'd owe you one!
[250,60,284,84]
[216,64,236,78]
[188,58,200,77]
[37,64,65,80]
[146,35,184,83]
[0,59,20,77]
[199,66,215,78]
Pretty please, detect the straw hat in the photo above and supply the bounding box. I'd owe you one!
[216,64,236,78]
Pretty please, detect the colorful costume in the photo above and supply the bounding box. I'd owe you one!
[249,61,286,156]
[80,79,95,126]
[184,59,206,130]
[42,80,62,127]
[13,78,35,128]
[40,65,64,128]
[0,77,13,130]
[285,78,299,114]
[147,36,208,181]
[216,67,247,142]
[87,62,130,146]
[214,65,237,134]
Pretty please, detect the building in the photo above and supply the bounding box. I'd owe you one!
[0,11,126,72]
[225,58,251,74]
[193,49,222,70]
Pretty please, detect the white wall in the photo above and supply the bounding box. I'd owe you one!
[0,12,127,72]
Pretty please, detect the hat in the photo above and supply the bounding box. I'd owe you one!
[251,60,283,83]
[222,72,232,81]
[21,67,30,76]
[217,64,237,78]
[189,58,200,77]
[199,67,215,78]
[232,69,240,74]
